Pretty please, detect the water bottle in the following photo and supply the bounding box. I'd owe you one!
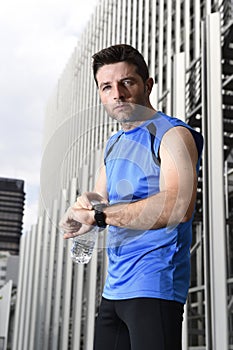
[70,199,104,264]
[70,226,99,264]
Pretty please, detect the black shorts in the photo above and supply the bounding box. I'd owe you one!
[94,297,184,350]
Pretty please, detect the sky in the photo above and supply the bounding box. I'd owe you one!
[0,0,99,233]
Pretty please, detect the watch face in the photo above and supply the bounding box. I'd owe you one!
[93,203,107,227]
[94,209,107,228]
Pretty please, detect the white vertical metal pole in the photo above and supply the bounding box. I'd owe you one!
[149,0,156,79]
[23,225,36,350]
[31,216,44,349]
[111,0,117,44]
[132,0,137,48]
[71,263,84,350]
[12,234,26,350]
[59,178,77,350]
[166,0,172,115]
[84,250,98,350]
[182,303,188,350]
[35,213,50,350]
[121,0,126,43]
[158,0,164,110]
[71,167,88,350]
[206,0,211,15]
[184,0,190,69]
[173,52,186,121]
[202,12,228,350]
[194,0,201,59]
[173,50,188,347]
[201,19,212,350]
[51,190,67,350]
[143,0,149,63]
[137,0,143,53]
[116,0,121,44]
[16,228,31,350]
[175,0,181,54]
[44,199,58,350]
[126,0,132,44]
[84,150,102,350]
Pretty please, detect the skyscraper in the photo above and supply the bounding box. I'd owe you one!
[0,178,25,255]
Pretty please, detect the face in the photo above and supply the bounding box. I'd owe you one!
[96,61,153,123]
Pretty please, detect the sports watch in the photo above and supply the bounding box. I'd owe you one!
[93,203,108,228]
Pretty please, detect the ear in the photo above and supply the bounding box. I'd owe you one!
[145,77,154,95]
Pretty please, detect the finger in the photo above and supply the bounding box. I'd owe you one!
[63,231,77,239]
[75,194,92,209]
[63,223,93,239]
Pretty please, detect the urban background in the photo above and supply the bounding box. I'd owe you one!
[0,0,233,349]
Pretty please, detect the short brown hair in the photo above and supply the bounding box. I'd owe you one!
[92,44,149,85]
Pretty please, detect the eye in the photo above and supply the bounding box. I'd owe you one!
[102,85,111,92]
[123,79,133,86]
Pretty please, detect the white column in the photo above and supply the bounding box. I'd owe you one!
[59,178,77,350]
[44,199,58,350]
[202,12,228,350]
[126,0,132,44]
[149,0,156,79]
[194,0,201,59]
[132,0,137,48]
[158,0,164,110]
[137,0,143,52]
[22,225,36,350]
[12,234,26,350]
[184,0,190,69]
[175,0,181,54]
[16,228,31,350]
[35,213,50,350]
[51,190,67,350]
[166,0,172,115]
[71,168,88,350]
[173,52,186,121]
[32,217,44,348]
[121,0,126,43]
[83,150,102,350]
[182,303,188,350]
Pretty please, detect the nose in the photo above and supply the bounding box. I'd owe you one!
[113,83,125,100]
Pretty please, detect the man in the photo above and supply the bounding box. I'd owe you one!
[60,44,203,350]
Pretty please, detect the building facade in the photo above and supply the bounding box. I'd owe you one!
[12,0,233,349]
[0,178,25,255]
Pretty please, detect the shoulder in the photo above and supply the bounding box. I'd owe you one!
[160,126,198,165]
[154,112,203,158]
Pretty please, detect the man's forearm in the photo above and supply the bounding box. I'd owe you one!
[103,190,191,230]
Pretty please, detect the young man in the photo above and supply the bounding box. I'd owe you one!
[60,44,203,349]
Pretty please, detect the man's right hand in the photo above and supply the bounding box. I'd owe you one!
[74,192,108,210]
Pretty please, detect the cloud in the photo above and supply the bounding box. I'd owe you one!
[0,0,98,233]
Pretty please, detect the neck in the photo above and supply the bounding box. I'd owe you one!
[121,107,157,131]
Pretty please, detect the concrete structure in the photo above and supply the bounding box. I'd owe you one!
[12,1,233,349]
[0,280,13,350]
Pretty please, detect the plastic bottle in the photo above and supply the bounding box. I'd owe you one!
[70,199,104,264]
[70,226,99,264]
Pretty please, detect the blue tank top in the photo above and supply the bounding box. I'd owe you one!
[103,111,203,304]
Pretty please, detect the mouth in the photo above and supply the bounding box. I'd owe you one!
[113,103,132,112]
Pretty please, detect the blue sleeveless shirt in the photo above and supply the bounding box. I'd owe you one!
[103,111,203,304]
